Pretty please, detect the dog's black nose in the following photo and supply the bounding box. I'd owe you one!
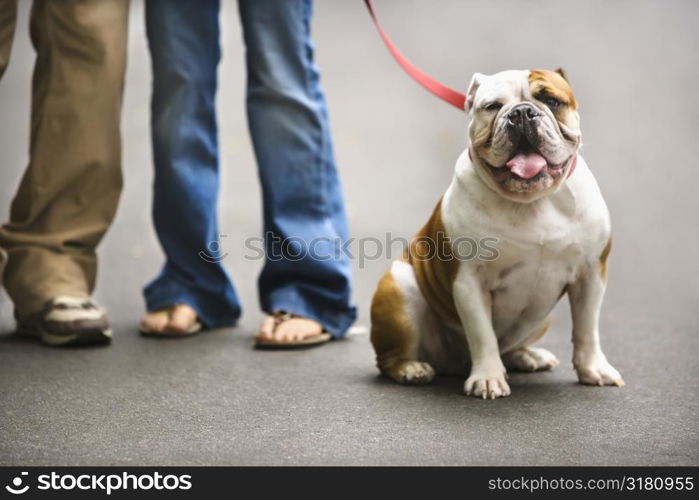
[506,103,541,128]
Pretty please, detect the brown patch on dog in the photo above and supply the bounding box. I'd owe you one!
[529,69,577,110]
[554,67,569,82]
[370,267,416,377]
[599,236,612,282]
[407,198,461,326]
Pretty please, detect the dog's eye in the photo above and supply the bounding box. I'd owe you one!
[483,101,503,112]
[539,95,564,109]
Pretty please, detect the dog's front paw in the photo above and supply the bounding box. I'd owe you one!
[574,351,624,387]
[464,366,511,399]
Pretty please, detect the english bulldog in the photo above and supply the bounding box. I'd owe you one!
[370,68,623,399]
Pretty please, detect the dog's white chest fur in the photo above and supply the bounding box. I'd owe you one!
[442,151,610,352]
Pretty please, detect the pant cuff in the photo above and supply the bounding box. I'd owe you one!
[262,287,357,338]
[144,276,241,329]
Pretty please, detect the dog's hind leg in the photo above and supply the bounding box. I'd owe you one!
[370,260,435,385]
[501,315,560,372]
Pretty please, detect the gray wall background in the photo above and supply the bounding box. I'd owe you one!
[1,0,697,329]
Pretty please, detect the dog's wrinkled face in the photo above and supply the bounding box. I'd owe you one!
[467,69,581,202]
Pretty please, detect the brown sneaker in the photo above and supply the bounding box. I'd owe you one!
[17,296,112,347]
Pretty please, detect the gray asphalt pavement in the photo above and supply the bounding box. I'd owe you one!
[1,0,697,465]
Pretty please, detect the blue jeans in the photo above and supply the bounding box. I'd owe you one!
[144,0,356,337]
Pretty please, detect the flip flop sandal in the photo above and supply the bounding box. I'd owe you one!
[254,311,332,350]
[139,305,203,337]
[140,321,203,337]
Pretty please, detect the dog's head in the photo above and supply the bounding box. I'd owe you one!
[466,69,581,202]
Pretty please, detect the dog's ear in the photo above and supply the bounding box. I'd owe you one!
[554,67,569,82]
[466,73,485,112]
[466,73,483,111]
[466,72,484,112]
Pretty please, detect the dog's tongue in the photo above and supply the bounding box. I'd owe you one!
[505,153,547,179]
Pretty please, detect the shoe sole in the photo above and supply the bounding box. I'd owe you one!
[18,324,112,347]
[139,321,203,338]
[254,332,332,350]
[42,328,112,347]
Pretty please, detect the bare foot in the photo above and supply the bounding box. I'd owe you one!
[256,312,324,344]
[140,309,169,332]
[140,304,201,336]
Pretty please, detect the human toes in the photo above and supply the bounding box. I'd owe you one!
[140,310,170,333]
[256,316,276,341]
[167,304,198,332]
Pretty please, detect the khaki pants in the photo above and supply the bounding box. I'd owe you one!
[0,0,129,319]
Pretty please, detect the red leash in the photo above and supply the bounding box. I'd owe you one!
[364,0,467,112]
[364,0,578,177]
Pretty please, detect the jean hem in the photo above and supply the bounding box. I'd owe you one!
[144,276,241,329]
[262,288,356,338]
